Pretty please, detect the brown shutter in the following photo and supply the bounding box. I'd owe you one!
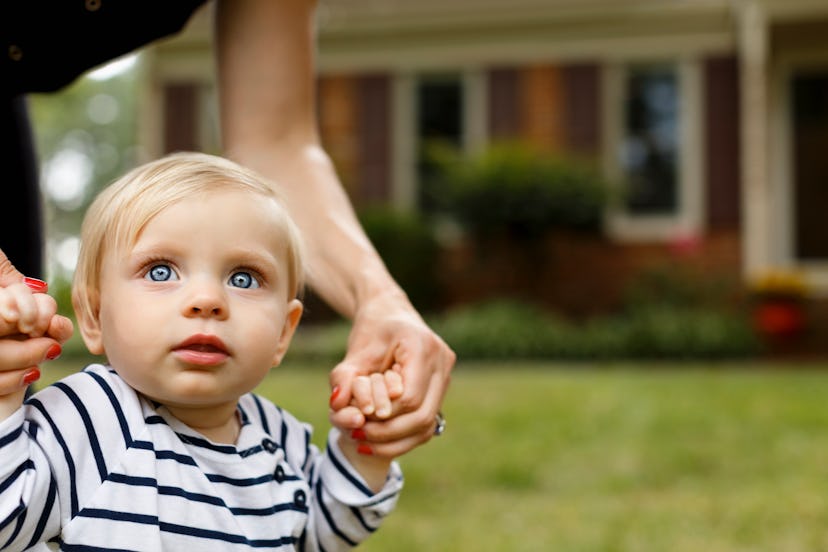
[488,67,520,141]
[357,74,391,204]
[562,63,601,157]
[704,56,741,229]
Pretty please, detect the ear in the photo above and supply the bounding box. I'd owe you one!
[72,293,105,356]
[272,299,303,366]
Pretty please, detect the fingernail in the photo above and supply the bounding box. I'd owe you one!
[329,386,340,406]
[24,277,48,293]
[357,444,373,456]
[22,368,41,386]
[45,344,62,361]
[351,429,367,440]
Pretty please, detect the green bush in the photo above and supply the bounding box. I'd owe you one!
[358,207,442,313]
[425,142,613,239]
[426,299,760,361]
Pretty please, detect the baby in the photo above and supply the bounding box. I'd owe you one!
[0,152,408,550]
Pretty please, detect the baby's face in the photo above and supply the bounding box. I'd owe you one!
[84,190,302,414]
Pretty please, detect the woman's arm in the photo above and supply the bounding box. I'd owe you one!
[213,0,454,454]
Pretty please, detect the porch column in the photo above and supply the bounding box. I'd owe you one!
[738,0,771,278]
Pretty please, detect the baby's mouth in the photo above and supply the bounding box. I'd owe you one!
[173,334,230,365]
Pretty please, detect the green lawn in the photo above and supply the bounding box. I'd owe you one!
[39,359,828,551]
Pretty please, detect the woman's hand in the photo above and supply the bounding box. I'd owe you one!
[329,291,455,459]
[0,249,74,401]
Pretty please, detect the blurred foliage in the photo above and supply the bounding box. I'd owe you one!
[429,299,760,361]
[623,263,744,311]
[287,298,761,363]
[358,207,442,313]
[424,141,614,239]
[30,60,141,279]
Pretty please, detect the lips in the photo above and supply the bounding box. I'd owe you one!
[173,334,230,366]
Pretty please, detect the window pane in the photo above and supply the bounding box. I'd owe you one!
[620,65,679,215]
[417,77,462,211]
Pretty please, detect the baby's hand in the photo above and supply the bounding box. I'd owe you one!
[0,282,55,339]
[349,365,404,420]
[0,282,71,401]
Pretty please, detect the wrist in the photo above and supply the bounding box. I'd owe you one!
[336,432,393,493]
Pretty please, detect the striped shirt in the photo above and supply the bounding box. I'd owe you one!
[0,364,402,551]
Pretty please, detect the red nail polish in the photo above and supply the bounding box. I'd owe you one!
[329,386,340,406]
[351,429,367,441]
[46,344,62,360]
[357,444,373,456]
[22,368,41,386]
[24,277,48,293]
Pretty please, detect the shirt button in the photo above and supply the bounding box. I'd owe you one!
[8,45,22,62]
[85,0,102,11]
[293,490,307,508]
[274,464,286,483]
[261,438,277,453]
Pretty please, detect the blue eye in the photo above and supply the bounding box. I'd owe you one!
[229,271,259,289]
[146,264,177,282]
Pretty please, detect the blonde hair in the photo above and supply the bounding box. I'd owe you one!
[72,152,305,324]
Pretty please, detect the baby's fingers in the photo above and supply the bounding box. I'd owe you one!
[351,375,375,416]
[0,283,38,335]
[385,368,403,400]
[371,373,393,419]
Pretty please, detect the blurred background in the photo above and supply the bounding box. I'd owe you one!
[30,0,828,549]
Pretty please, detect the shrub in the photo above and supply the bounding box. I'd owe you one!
[358,207,442,313]
[426,299,760,361]
[425,142,613,239]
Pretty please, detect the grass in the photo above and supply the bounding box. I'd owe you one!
[38,359,828,551]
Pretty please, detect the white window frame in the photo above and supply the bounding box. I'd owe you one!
[773,52,828,294]
[391,68,488,211]
[602,57,705,242]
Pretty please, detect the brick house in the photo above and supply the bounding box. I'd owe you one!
[138,0,828,335]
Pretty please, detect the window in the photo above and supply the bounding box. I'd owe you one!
[621,65,679,215]
[604,59,703,241]
[416,76,463,211]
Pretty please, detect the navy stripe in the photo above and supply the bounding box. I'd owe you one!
[0,500,25,535]
[300,428,313,473]
[237,403,250,426]
[160,521,297,548]
[279,411,289,452]
[54,382,108,481]
[59,543,138,552]
[238,444,264,458]
[1,504,26,549]
[79,508,158,525]
[131,440,199,466]
[205,473,273,487]
[252,394,271,435]
[108,473,229,509]
[80,508,297,548]
[0,425,22,449]
[315,480,358,547]
[87,370,133,447]
[175,433,237,455]
[28,399,80,516]
[26,470,58,548]
[328,444,373,497]
[0,459,33,495]
[145,414,167,426]
[350,505,377,533]
[230,502,305,516]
